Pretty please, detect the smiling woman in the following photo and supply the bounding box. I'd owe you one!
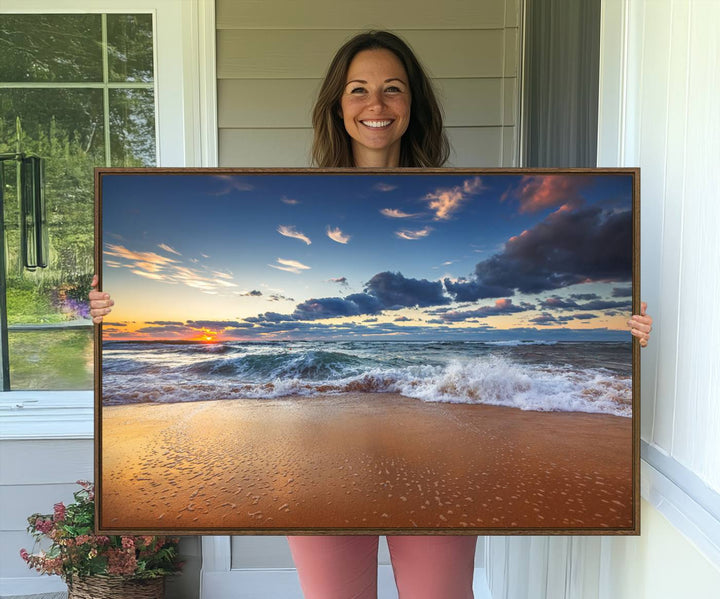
[311,30,449,168]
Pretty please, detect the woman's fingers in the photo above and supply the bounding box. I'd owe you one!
[627,308,652,348]
[88,274,114,323]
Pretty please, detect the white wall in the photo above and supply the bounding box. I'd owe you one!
[486,0,720,596]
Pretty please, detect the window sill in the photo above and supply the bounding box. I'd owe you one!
[0,391,93,440]
[641,441,720,567]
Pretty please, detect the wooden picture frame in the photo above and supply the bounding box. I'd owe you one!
[95,167,640,535]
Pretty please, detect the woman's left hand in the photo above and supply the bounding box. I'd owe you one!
[628,301,652,348]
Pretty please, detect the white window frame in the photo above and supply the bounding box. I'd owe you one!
[0,0,217,440]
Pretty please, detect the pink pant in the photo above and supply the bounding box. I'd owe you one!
[287,536,477,599]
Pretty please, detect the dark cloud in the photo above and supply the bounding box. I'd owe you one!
[293,297,364,320]
[268,293,294,302]
[438,299,532,322]
[135,324,189,334]
[238,290,263,297]
[186,320,245,329]
[443,278,514,301]
[244,312,297,323]
[570,293,600,300]
[145,320,183,325]
[394,316,412,322]
[612,286,632,297]
[329,277,349,286]
[457,205,631,297]
[530,313,560,325]
[540,296,631,311]
[292,293,383,321]
[345,293,383,314]
[576,299,631,311]
[364,271,451,308]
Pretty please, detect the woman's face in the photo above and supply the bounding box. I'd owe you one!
[340,48,411,167]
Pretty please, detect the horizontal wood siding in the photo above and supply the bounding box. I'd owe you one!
[217,0,521,168]
[0,439,93,580]
[217,0,516,30]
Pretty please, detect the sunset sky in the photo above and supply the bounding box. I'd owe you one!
[100,171,635,342]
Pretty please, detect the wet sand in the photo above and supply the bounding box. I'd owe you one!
[100,393,633,532]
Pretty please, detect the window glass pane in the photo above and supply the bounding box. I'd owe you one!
[0,89,106,163]
[107,14,154,83]
[9,330,94,390]
[0,14,102,82]
[110,89,156,166]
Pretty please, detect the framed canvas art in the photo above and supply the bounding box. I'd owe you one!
[95,168,640,535]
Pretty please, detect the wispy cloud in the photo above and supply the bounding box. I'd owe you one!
[281,196,300,205]
[269,258,311,274]
[158,243,181,256]
[210,175,255,195]
[380,208,419,218]
[425,176,485,220]
[395,227,432,240]
[104,243,239,293]
[329,276,349,286]
[278,225,312,245]
[374,182,398,192]
[327,226,351,244]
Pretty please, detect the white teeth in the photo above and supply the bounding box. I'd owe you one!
[362,120,392,128]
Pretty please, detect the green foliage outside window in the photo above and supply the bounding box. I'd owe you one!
[0,13,155,389]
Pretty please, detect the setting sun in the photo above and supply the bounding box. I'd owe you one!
[192,330,218,343]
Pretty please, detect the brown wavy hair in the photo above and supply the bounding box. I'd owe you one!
[311,31,449,167]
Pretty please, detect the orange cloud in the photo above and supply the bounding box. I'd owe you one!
[513,175,584,213]
[327,226,351,244]
[425,176,485,220]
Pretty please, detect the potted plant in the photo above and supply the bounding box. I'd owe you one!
[20,480,182,598]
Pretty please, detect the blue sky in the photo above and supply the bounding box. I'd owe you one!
[100,171,635,342]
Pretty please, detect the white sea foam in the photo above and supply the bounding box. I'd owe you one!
[103,342,632,416]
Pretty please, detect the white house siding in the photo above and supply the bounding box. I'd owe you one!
[485,0,720,597]
[0,439,93,596]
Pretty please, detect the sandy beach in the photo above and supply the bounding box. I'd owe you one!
[100,393,633,532]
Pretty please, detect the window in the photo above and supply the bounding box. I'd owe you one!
[0,13,156,390]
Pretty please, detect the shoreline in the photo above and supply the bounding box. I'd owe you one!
[101,393,633,532]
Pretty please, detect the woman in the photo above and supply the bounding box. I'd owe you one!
[90,31,653,599]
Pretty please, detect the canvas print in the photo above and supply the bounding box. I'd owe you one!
[96,168,639,534]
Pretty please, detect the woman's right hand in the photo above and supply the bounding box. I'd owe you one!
[89,274,114,324]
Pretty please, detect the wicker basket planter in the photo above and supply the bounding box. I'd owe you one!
[67,575,164,599]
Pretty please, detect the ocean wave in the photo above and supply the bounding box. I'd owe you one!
[103,355,631,417]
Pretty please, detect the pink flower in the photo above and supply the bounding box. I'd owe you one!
[107,548,137,576]
[121,537,135,550]
[34,518,54,534]
[53,502,66,522]
[19,548,29,562]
